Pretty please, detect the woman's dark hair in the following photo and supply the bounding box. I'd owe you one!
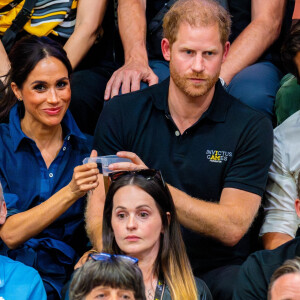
[69,257,146,300]
[102,172,198,300]
[281,20,300,79]
[0,35,72,122]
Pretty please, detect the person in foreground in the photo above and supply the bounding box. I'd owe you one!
[0,36,99,299]
[0,181,47,300]
[232,176,300,300]
[87,0,273,299]
[268,257,300,300]
[101,170,212,300]
[70,252,146,300]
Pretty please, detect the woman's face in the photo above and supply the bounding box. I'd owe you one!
[11,56,70,129]
[111,185,163,259]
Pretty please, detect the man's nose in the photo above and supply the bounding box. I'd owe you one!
[192,54,205,72]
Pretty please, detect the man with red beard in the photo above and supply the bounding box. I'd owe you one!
[89,0,273,299]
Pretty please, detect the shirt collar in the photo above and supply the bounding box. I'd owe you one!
[152,77,232,123]
[9,103,86,152]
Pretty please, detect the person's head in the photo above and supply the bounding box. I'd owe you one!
[0,182,7,225]
[69,253,146,300]
[268,257,300,300]
[281,21,300,81]
[102,170,198,300]
[0,35,72,124]
[161,0,231,99]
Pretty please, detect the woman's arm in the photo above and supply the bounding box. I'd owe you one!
[0,162,99,249]
[63,0,108,69]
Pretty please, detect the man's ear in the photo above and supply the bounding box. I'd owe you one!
[0,201,7,225]
[222,41,230,63]
[161,38,171,62]
[295,199,300,218]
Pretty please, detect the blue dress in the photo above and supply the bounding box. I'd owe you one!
[0,104,91,299]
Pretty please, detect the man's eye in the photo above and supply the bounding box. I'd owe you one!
[33,84,46,91]
[185,50,192,54]
[205,51,213,56]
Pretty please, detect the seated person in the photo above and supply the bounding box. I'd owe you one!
[100,170,212,299]
[0,0,106,75]
[0,181,47,300]
[275,19,300,125]
[268,257,300,300]
[0,36,99,299]
[232,180,300,299]
[260,110,300,250]
[87,1,273,298]
[70,253,146,300]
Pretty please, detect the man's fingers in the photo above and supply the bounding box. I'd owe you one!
[117,151,145,165]
[121,74,132,95]
[90,149,98,158]
[147,72,159,86]
[104,74,115,100]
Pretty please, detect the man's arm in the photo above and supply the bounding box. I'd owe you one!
[104,0,158,100]
[63,0,107,69]
[107,152,261,247]
[260,130,298,250]
[0,41,10,81]
[220,0,286,84]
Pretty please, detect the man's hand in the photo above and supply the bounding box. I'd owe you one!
[108,151,148,171]
[104,59,158,100]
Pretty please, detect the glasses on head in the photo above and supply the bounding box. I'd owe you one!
[109,169,166,187]
[88,252,139,265]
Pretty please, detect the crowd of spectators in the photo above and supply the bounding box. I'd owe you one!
[0,0,300,299]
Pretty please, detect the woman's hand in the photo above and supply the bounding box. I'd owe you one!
[68,150,99,198]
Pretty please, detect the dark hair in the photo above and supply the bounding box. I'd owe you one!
[0,35,72,122]
[268,256,300,299]
[102,172,198,300]
[281,21,300,79]
[69,257,146,300]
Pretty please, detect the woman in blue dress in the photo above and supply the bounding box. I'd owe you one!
[0,35,99,299]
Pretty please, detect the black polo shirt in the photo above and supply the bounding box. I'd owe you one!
[94,78,273,273]
[232,237,300,300]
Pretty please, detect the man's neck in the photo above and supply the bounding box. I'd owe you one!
[168,79,215,134]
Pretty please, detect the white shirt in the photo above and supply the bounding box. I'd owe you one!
[260,111,300,237]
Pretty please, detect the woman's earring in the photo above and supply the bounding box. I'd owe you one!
[18,98,22,102]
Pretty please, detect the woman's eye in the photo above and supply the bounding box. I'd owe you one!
[117,213,126,219]
[95,293,105,298]
[57,81,68,88]
[33,84,46,91]
[121,294,132,299]
[139,211,149,218]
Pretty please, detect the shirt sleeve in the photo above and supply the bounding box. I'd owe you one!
[224,115,273,197]
[27,272,47,300]
[260,130,300,238]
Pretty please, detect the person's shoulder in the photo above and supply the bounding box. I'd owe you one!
[195,277,213,300]
[0,255,38,276]
[274,110,300,136]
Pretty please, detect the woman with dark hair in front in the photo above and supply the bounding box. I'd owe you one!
[0,35,99,299]
[70,253,146,300]
[102,169,212,300]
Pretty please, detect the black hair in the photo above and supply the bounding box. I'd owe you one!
[281,20,300,80]
[69,257,146,300]
[0,35,72,122]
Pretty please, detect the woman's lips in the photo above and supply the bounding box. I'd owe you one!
[43,107,62,115]
[125,235,141,242]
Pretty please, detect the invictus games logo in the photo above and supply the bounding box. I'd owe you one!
[206,149,232,163]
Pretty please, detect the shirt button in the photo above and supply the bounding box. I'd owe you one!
[49,173,53,178]
[67,136,70,141]
[175,130,180,136]
[63,147,66,151]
